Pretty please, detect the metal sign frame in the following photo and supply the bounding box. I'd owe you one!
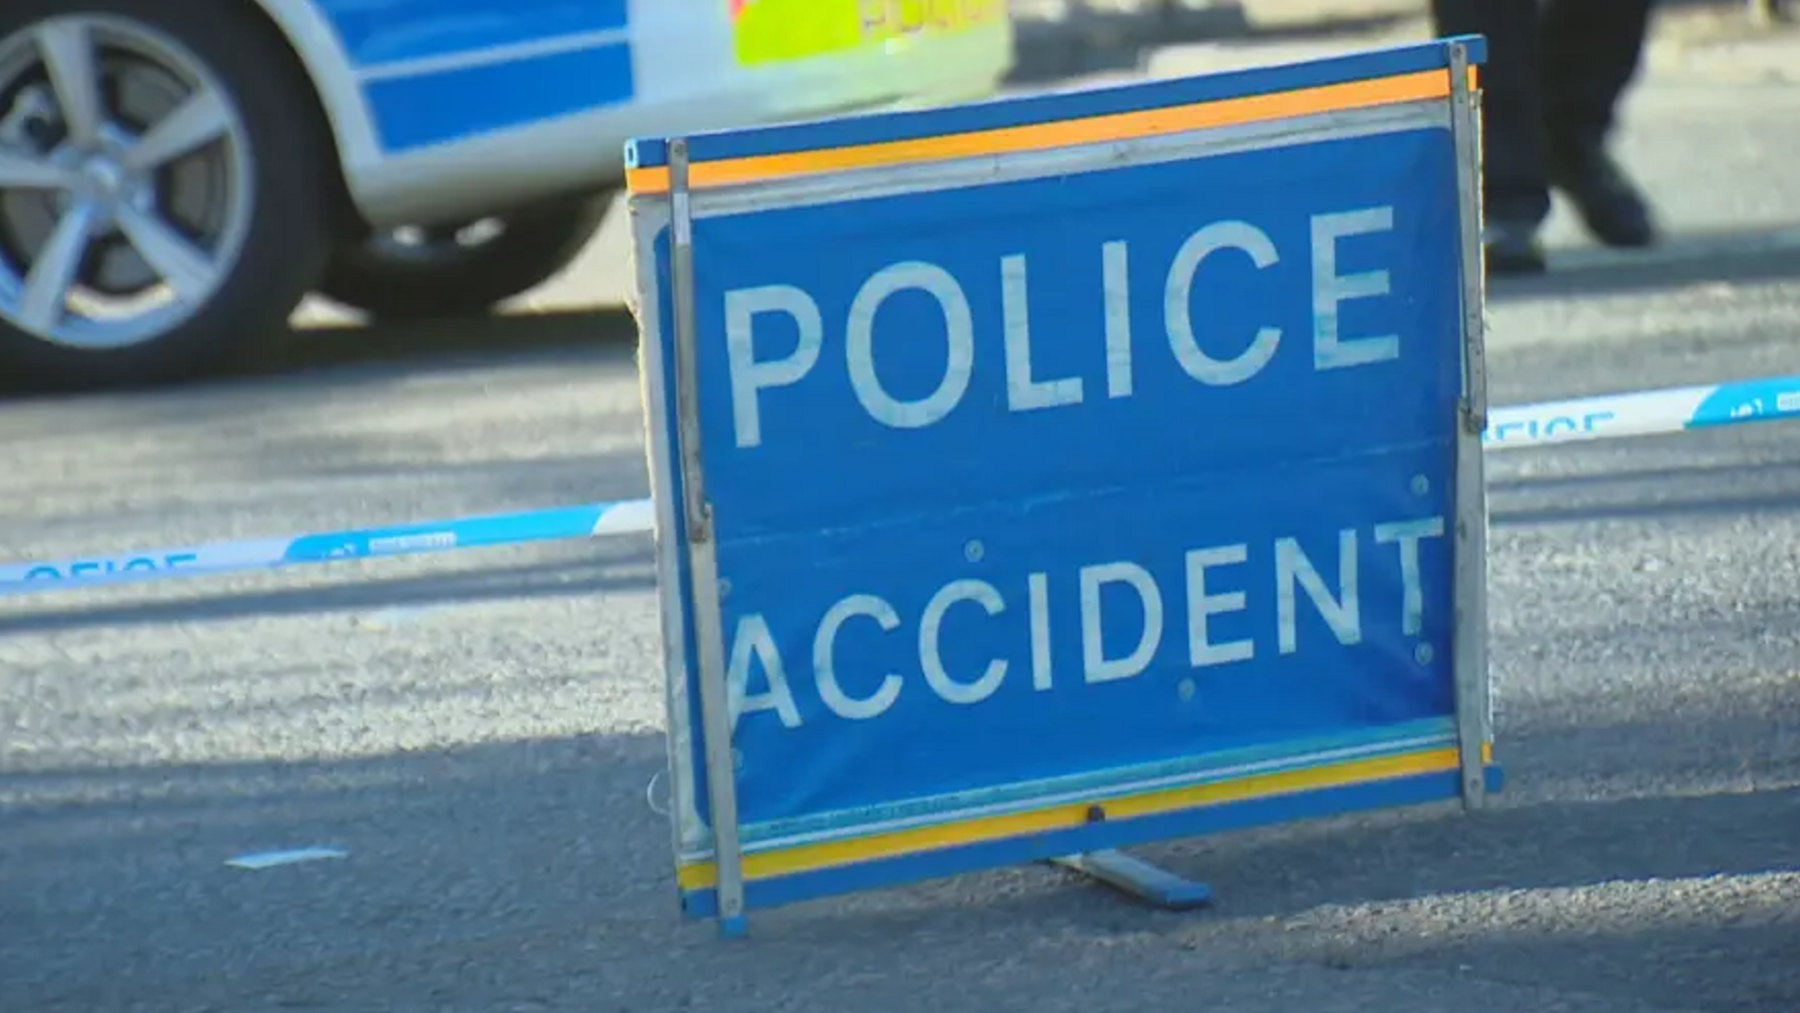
[1446,40,1494,808]
[626,36,1498,939]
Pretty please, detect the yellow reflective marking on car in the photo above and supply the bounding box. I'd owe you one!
[731,0,1007,67]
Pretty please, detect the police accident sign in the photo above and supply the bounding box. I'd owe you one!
[626,38,1499,923]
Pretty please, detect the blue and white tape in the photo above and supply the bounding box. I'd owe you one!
[2,499,654,598]
[6,373,1800,599]
[1483,372,1800,449]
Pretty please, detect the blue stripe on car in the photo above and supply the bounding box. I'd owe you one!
[362,41,636,152]
[316,0,631,66]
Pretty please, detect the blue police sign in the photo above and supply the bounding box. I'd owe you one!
[626,37,1499,937]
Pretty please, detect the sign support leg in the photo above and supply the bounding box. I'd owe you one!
[1447,39,1495,811]
[1049,850,1214,911]
[668,137,751,938]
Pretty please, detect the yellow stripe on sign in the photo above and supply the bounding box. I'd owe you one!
[675,743,1489,891]
[626,67,1477,196]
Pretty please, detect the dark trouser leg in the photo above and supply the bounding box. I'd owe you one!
[1536,0,1659,246]
[1430,0,1549,226]
[1538,0,1653,154]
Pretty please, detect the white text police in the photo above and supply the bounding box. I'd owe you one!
[722,205,1403,448]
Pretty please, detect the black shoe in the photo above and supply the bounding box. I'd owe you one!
[1548,139,1658,248]
[1484,219,1547,276]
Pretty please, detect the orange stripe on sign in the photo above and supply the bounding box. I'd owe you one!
[626,66,1475,195]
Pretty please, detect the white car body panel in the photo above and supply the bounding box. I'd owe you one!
[248,0,1015,229]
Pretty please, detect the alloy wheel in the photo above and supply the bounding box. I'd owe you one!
[0,14,253,350]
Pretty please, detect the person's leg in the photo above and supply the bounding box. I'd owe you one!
[1431,0,1550,272]
[1538,0,1658,246]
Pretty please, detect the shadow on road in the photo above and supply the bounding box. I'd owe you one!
[1146,784,1799,1011]
[1488,436,1800,527]
[0,305,640,403]
[3,722,1794,1010]
[1495,224,1800,304]
[1496,484,1800,526]
[248,305,640,384]
[0,545,654,636]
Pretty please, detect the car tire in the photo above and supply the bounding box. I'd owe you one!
[314,192,614,320]
[0,0,340,391]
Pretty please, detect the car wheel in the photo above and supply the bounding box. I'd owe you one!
[0,0,336,391]
[315,192,614,320]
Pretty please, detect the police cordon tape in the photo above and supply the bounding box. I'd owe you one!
[1,500,655,597]
[5,370,1799,600]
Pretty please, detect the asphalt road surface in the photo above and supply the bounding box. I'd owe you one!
[3,35,1799,1013]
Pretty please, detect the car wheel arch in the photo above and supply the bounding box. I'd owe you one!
[237,0,375,231]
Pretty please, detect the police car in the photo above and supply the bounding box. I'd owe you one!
[0,0,1014,388]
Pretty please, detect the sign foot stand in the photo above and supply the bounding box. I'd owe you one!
[1050,850,1214,910]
